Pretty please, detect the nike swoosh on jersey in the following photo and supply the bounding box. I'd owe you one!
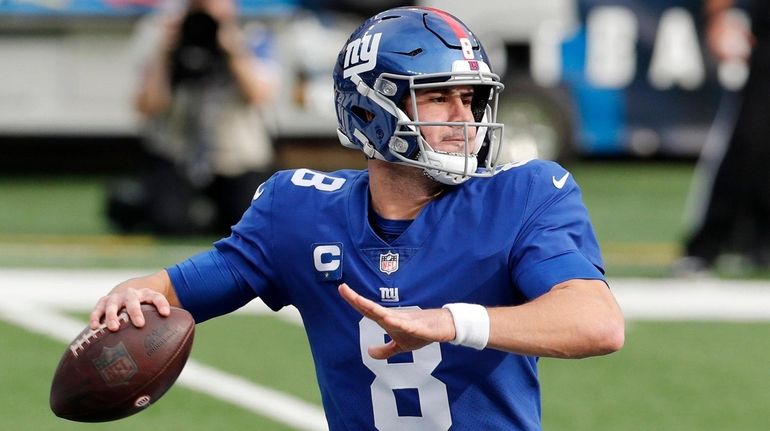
[552,172,570,189]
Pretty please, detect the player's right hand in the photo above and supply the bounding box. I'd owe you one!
[89,272,173,332]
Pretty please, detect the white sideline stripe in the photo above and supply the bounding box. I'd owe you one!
[0,268,303,325]
[0,298,90,344]
[610,277,770,321]
[2,268,770,321]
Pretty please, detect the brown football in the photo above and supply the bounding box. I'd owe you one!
[50,304,195,422]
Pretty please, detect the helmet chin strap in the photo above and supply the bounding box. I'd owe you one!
[422,150,479,185]
[417,119,483,185]
[388,127,483,185]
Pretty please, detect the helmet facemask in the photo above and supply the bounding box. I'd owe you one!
[385,70,505,185]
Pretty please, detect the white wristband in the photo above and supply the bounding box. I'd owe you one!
[442,303,490,350]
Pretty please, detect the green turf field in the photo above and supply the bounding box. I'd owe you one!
[2,160,770,430]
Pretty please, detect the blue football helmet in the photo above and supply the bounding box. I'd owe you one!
[333,6,505,185]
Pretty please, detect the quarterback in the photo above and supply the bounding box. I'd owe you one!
[90,7,624,430]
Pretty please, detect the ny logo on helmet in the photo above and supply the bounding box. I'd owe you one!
[343,32,382,78]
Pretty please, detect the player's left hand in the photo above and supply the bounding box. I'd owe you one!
[338,283,456,360]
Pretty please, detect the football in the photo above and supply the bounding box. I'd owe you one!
[50,304,195,422]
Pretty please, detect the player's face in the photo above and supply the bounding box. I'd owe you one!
[404,86,477,154]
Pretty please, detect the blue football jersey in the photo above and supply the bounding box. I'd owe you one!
[168,159,605,431]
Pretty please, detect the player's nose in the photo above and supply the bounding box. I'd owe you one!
[448,98,473,122]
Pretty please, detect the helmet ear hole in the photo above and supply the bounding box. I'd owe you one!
[471,86,492,122]
[352,106,375,123]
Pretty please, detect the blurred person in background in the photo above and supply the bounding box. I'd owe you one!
[107,0,280,235]
[678,0,770,275]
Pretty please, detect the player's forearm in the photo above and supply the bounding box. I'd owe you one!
[486,279,624,358]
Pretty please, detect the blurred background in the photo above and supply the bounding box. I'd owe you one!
[1,1,769,430]
[0,0,729,165]
[1,0,762,275]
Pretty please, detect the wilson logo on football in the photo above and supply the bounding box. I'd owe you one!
[343,32,382,78]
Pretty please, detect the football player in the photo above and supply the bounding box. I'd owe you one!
[90,7,624,430]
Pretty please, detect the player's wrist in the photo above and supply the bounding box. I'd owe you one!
[442,303,490,350]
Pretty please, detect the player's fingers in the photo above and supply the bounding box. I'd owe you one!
[153,296,171,317]
[103,298,124,332]
[338,283,357,302]
[124,296,146,329]
[339,284,389,322]
[340,283,387,317]
[338,283,371,315]
[368,340,401,360]
[89,296,108,329]
[139,288,171,317]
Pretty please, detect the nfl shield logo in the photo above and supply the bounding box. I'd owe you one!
[93,342,138,386]
[379,252,399,275]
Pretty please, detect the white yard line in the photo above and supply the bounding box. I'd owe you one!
[2,268,770,321]
[610,277,770,321]
[0,267,303,324]
[181,361,327,431]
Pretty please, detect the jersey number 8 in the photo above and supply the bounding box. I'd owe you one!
[359,312,452,430]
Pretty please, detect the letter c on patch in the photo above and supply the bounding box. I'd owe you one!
[314,245,341,271]
[313,243,343,281]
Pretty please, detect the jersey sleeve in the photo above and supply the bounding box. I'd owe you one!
[167,177,286,322]
[167,249,255,323]
[166,175,287,321]
[510,161,605,300]
[213,174,288,310]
